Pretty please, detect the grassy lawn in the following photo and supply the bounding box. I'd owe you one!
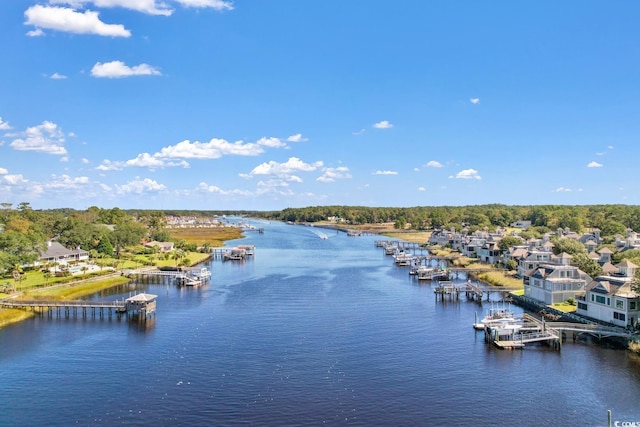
[27,276,130,300]
[551,302,578,313]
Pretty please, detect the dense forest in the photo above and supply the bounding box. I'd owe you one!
[256,204,640,237]
[3,203,640,274]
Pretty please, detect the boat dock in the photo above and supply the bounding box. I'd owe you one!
[124,267,212,286]
[434,282,521,302]
[0,293,158,318]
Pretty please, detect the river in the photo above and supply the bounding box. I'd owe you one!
[1,220,639,426]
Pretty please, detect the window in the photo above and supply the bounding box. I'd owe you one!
[595,295,606,304]
[578,302,588,310]
[616,299,624,309]
[591,294,595,302]
[613,312,626,321]
[631,301,637,310]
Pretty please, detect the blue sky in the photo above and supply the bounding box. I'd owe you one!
[1,1,639,211]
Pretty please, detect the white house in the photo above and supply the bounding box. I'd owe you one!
[576,260,639,328]
[39,241,89,266]
[523,263,591,305]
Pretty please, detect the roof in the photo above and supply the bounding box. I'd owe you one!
[597,247,613,254]
[40,241,89,260]
[126,293,158,302]
[601,262,619,274]
[617,259,638,269]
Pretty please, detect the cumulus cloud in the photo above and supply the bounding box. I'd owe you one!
[587,161,603,168]
[97,136,277,171]
[426,160,443,168]
[286,133,308,143]
[116,177,166,194]
[174,0,234,10]
[0,167,8,174]
[50,72,67,79]
[158,138,263,159]
[553,187,573,192]
[418,186,426,192]
[24,5,131,37]
[248,157,323,178]
[373,170,398,175]
[81,158,90,164]
[49,0,173,16]
[2,174,29,185]
[91,61,161,78]
[256,137,286,149]
[197,182,252,196]
[317,166,351,183]
[453,169,481,180]
[470,98,480,105]
[373,120,393,129]
[0,117,12,130]
[45,174,90,189]
[10,121,67,155]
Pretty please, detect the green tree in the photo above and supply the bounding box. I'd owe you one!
[571,253,602,278]
[551,238,587,256]
[498,236,524,252]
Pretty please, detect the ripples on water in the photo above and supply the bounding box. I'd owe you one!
[1,221,640,426]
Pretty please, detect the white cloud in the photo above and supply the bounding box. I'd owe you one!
[10,121,67,155]
[373,120,393,129]
[60,156,69,162]
[81,158,90,164]
[587,161,603,168]
[24,5,131,37]
[0,117,12,130]
[27,28,45,37]
[454,169,481,180]
[373,170,398,175]
[45,174,90,189]
[413,167,420,172]
[317,166,351,183]
[248,157,323,178]
[352,128,365,136]
[49,0,173,16]
[96,159,124,171]
[174,0,234,10]
[3,174,29,185]
[0,168,8,174]
[125,152,189,169]
[418,186,426,192]
[553,187,573,193]
[99,183,112,192]
[50,72,67,79]
[157,138,263,159]
[91,61,161,78]
[286,133,308,143]
[256,137,286,148]
[426,160,443,168]
[116,177,166,194]
[470,98,480,105]
[197,182,252,196]
[608,145,614,150]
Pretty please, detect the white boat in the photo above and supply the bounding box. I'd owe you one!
[473,305,521,330]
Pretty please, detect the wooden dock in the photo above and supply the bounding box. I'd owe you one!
[0,293,158,319]
[435,282,521,302]
[124,267,211,286]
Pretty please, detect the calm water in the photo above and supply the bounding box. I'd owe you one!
[1,220,640,426]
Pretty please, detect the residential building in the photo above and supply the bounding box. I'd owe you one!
[523,263,590,305]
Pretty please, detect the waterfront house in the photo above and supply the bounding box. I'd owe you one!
[523,263,590,305]
[517,248,555,278]
[39,241,89,266]
[576,260,639,328]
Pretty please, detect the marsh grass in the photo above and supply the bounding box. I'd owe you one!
[169,227,244,246]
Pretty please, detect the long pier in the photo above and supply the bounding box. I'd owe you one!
[0,293,157,318]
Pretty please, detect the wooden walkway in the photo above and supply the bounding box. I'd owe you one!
[435,283,521,302]
[0,293,157,318]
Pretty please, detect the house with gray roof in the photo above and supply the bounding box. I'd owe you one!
[523,263,590,305]
[576,260,639,328]
[39,241,89,266]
